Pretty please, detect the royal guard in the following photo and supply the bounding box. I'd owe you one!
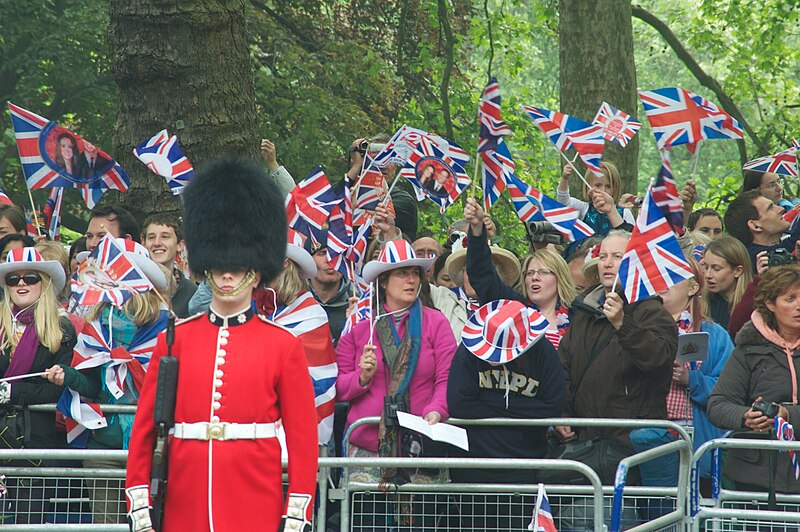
[124,158,318,532]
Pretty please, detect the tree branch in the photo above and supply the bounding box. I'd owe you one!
[249,0,321,54]
[631,4,768,165]
[437,0,455,140]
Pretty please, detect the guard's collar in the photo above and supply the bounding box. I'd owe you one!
[207,304,254,328]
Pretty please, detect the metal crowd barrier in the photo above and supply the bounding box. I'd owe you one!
[343,417,692,532]
[16,411,800,531]
[689,437,800,531]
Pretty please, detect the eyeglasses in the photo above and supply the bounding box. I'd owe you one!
[415,250,438,258]
[523,268,555,279]
[5,273,42,287]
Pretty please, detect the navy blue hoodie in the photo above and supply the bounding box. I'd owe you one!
[446,337,565,484]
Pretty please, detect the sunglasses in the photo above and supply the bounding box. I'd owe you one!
[5,273,42,287]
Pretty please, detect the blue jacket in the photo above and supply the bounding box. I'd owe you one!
[689,321,734,477]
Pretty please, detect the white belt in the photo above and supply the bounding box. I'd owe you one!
[173,422,277,441]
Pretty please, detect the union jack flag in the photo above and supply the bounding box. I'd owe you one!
[263,291,337,444]
[328,215,373,282]
[593,101,641,147]
[8,102,130,208]
[775,416,800,480]
[529,483,558,532]
[71,309,168,400]
[372,124,469,168]
[70,235,156,308]
[399,137,470,213]
[521,105,592,151]
[651,149,684,232]
[285,167,339,244]
[341,283,372,338]
[481,138,515,211]
[133,129,195,194]
[505,173,594,242]
[639,88,743,152]
[743,139,800,177]
[25,208,45,238]
[0,188,12,205]
[564,124,606,178]
[352,154,396,227]
[478,77,512,152]
[616,187,693,303]
[56,388,108,446]
[42,187,63,241]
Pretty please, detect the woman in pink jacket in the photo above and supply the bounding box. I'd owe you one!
[335,239,456,483]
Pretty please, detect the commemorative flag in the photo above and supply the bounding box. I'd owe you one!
[70,235,155,309]
[8,102,130,208]
[593,101,641,147]
[399,137,470,213]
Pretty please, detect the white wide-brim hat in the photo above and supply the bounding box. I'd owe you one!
[286,243,317,279]
[362,239,434,284]
[461,299,549,364]
[0,247,66,293]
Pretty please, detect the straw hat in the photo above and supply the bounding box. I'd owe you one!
[445,233,520,286]
[461,299,549,364]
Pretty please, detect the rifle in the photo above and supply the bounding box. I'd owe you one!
[150,316,178,531]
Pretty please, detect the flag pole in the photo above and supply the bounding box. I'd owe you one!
[690,141,703,180]
[381,169,402,206]
[557,149,594,190]
[26,189,42,237]
[470,142,481,198]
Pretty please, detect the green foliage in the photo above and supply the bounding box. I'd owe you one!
[4,0,800,244]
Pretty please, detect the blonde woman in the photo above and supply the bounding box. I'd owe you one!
[463,198,575,348]
[0,247,75,524]
[44,239,170,524]
[254,230,337,446]
[702,236,753,331]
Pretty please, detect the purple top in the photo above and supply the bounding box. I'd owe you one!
[335,305,457,451]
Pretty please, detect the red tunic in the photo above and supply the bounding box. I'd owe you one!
[125,308,318,531]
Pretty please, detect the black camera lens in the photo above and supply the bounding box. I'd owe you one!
[767,248,797,267]
[358,140,369,152]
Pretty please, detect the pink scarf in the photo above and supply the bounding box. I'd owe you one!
[751,310,800,404]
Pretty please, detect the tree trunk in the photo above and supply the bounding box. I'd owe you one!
[559,0,639,194]
[108,0,259,221]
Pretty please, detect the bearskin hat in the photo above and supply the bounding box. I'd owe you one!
[182,157,286,285]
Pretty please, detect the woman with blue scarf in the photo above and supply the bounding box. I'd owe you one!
[336,239,456,472]
[45,239,170,524]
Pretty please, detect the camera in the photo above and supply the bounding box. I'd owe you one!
[767,247,797,267]
[525,221,565,246]
[348,140,386,158]
[751,400,780,418]
[384,395,406,428]
[632,197,644,207]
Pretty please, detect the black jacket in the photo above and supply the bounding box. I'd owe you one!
[0,316,76,448]
[447,338,565,483]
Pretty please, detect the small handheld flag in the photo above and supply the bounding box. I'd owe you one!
[133,129,195,194]
[593,101,641,147]
[70,235,156,309]
[399,137,471,213]
[639,88,743,152]
[743,139,800,178]
[615,187,693,303]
